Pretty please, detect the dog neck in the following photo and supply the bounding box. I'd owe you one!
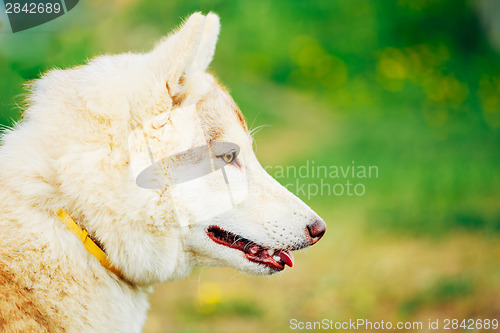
[57,208,127,282]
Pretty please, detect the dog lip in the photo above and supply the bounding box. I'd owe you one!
[206,226,294,270]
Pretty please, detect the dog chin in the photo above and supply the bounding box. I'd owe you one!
[190,245,283,275]
[240,261,283,276]
[213,253,284,275]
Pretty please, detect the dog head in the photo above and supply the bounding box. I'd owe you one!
[22,13,325,285]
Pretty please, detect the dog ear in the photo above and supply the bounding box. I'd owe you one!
[152,12,206,102]
[151,12,220,105]
[192,12,220,72]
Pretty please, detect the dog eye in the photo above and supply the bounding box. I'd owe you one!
[221,151,236,164]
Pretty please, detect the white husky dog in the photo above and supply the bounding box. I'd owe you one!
[0,12,326,332]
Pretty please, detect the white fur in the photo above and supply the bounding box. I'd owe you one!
[0,12,323,332]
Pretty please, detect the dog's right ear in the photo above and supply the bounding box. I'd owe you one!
[192,13,220,72]
[151,12,220,106]
[152,12,205,103]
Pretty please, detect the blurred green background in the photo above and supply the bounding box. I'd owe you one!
[1,0,499,332]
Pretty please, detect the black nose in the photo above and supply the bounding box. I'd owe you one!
[307,219,326,244]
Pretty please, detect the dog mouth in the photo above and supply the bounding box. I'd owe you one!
[206,226,294,271]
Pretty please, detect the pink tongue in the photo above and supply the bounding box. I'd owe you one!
[277,250,294,267]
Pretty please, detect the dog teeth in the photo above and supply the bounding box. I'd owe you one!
[273,255,281,262]
[267,249,275,256]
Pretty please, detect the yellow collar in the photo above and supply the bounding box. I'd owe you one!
[57,208,123,279]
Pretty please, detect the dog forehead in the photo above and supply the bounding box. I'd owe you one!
[195,84,248,143]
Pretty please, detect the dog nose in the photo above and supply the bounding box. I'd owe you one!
[307,219,326,244]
